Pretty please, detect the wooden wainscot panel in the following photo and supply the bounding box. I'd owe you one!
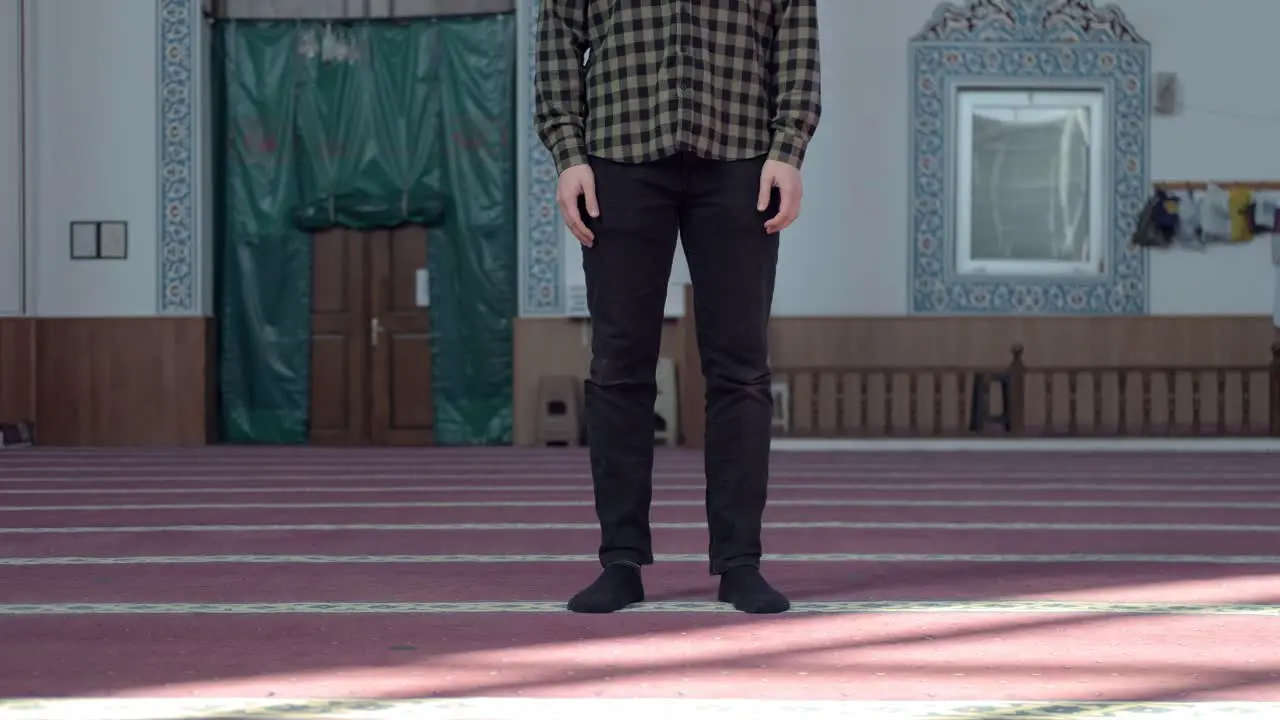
[514,313,1278,443]
[768,316,1278,438]
[0,318,37,425]
[35,317,214,446]
[768,316,1276,368]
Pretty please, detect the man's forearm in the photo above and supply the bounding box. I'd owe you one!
[533,0,589,174]
[768,0,822,169]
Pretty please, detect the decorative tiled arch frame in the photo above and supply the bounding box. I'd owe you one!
[521,0,563,314]
[908,0,1151,314]
[158,0,197,314]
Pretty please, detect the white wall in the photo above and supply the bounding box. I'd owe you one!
[27,0,159,316]
[0,0,22,316]
[0,0,160,317]
[784,0,1279,316]
[3,0,1273,319]
[556,0,1280,317]
[1133,0,1278,315]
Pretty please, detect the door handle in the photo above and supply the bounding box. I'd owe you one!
[370,317,382,347]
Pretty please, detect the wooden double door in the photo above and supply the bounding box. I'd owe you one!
[309,227,435,445]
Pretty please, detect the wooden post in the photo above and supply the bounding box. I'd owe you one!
[678,284,705,447]
[1269,342,1280,437]
[1008,344,1025,435]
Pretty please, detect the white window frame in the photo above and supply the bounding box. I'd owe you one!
[954,89,1107,277]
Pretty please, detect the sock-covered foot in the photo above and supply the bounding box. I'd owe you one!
[567,562,644,613]
[717,566,790,614]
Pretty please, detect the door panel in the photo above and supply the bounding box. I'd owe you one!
[370,227,435,445]
[309,229,369,445]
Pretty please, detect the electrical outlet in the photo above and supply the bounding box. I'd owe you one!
[1153,71,1179,115]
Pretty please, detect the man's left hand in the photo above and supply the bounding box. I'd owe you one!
[757,159,803,234]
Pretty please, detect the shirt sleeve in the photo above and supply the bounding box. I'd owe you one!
[767,0,822,169]
[533,0,590,175]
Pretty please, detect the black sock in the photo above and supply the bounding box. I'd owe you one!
[567,562,644,613]
[717,566,790,614]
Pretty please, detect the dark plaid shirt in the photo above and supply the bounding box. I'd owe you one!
[534,0,822,175]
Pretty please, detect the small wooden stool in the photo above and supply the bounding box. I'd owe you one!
[968,372,1013,433]
[536,375,583,446]
[654,357,679,446]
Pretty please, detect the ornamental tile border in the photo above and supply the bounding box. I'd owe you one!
[157,0,197,313]
[908,0,1150,314]
[522,0,563,313]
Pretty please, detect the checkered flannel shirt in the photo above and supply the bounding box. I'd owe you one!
[534,0,822,175]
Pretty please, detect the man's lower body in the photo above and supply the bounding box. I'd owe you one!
[567,151,786,615]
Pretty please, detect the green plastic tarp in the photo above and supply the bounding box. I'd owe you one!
[212,15,516,445]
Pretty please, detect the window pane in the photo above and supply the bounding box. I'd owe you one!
[968,105,1092,263]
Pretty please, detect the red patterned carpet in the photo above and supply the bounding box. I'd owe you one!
[1,447,1279,719]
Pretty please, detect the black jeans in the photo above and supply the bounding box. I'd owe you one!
[581,151,778,576]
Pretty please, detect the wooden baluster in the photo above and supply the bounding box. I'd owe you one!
[1008,345,1025,435]
[1190,371,1201,435]
[786,372,796,438]
[1117,373,1128,434]
[1141,372,1152,434]
[859,373,869,435]
[1067,372,1078,436]
[932,371,943,436]
[882,372,893,436]
[1043,372,1053,433]
[809,372,821,436]
[908,373,919,434]
[833,372,845,436]
[1216,369,1227,434]
[1092,370,1103,432]
[1271,343,1280,437]
[1242,371,1252,434]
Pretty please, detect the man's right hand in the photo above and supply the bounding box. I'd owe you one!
[557,163,599,247]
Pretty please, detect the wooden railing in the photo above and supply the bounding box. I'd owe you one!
[772,362,1010,437]
[771,343,1280,439]
[674,280,1280,442]
[1019,345,1280,437]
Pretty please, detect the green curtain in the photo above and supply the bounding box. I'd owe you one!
[213,16,516,445]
